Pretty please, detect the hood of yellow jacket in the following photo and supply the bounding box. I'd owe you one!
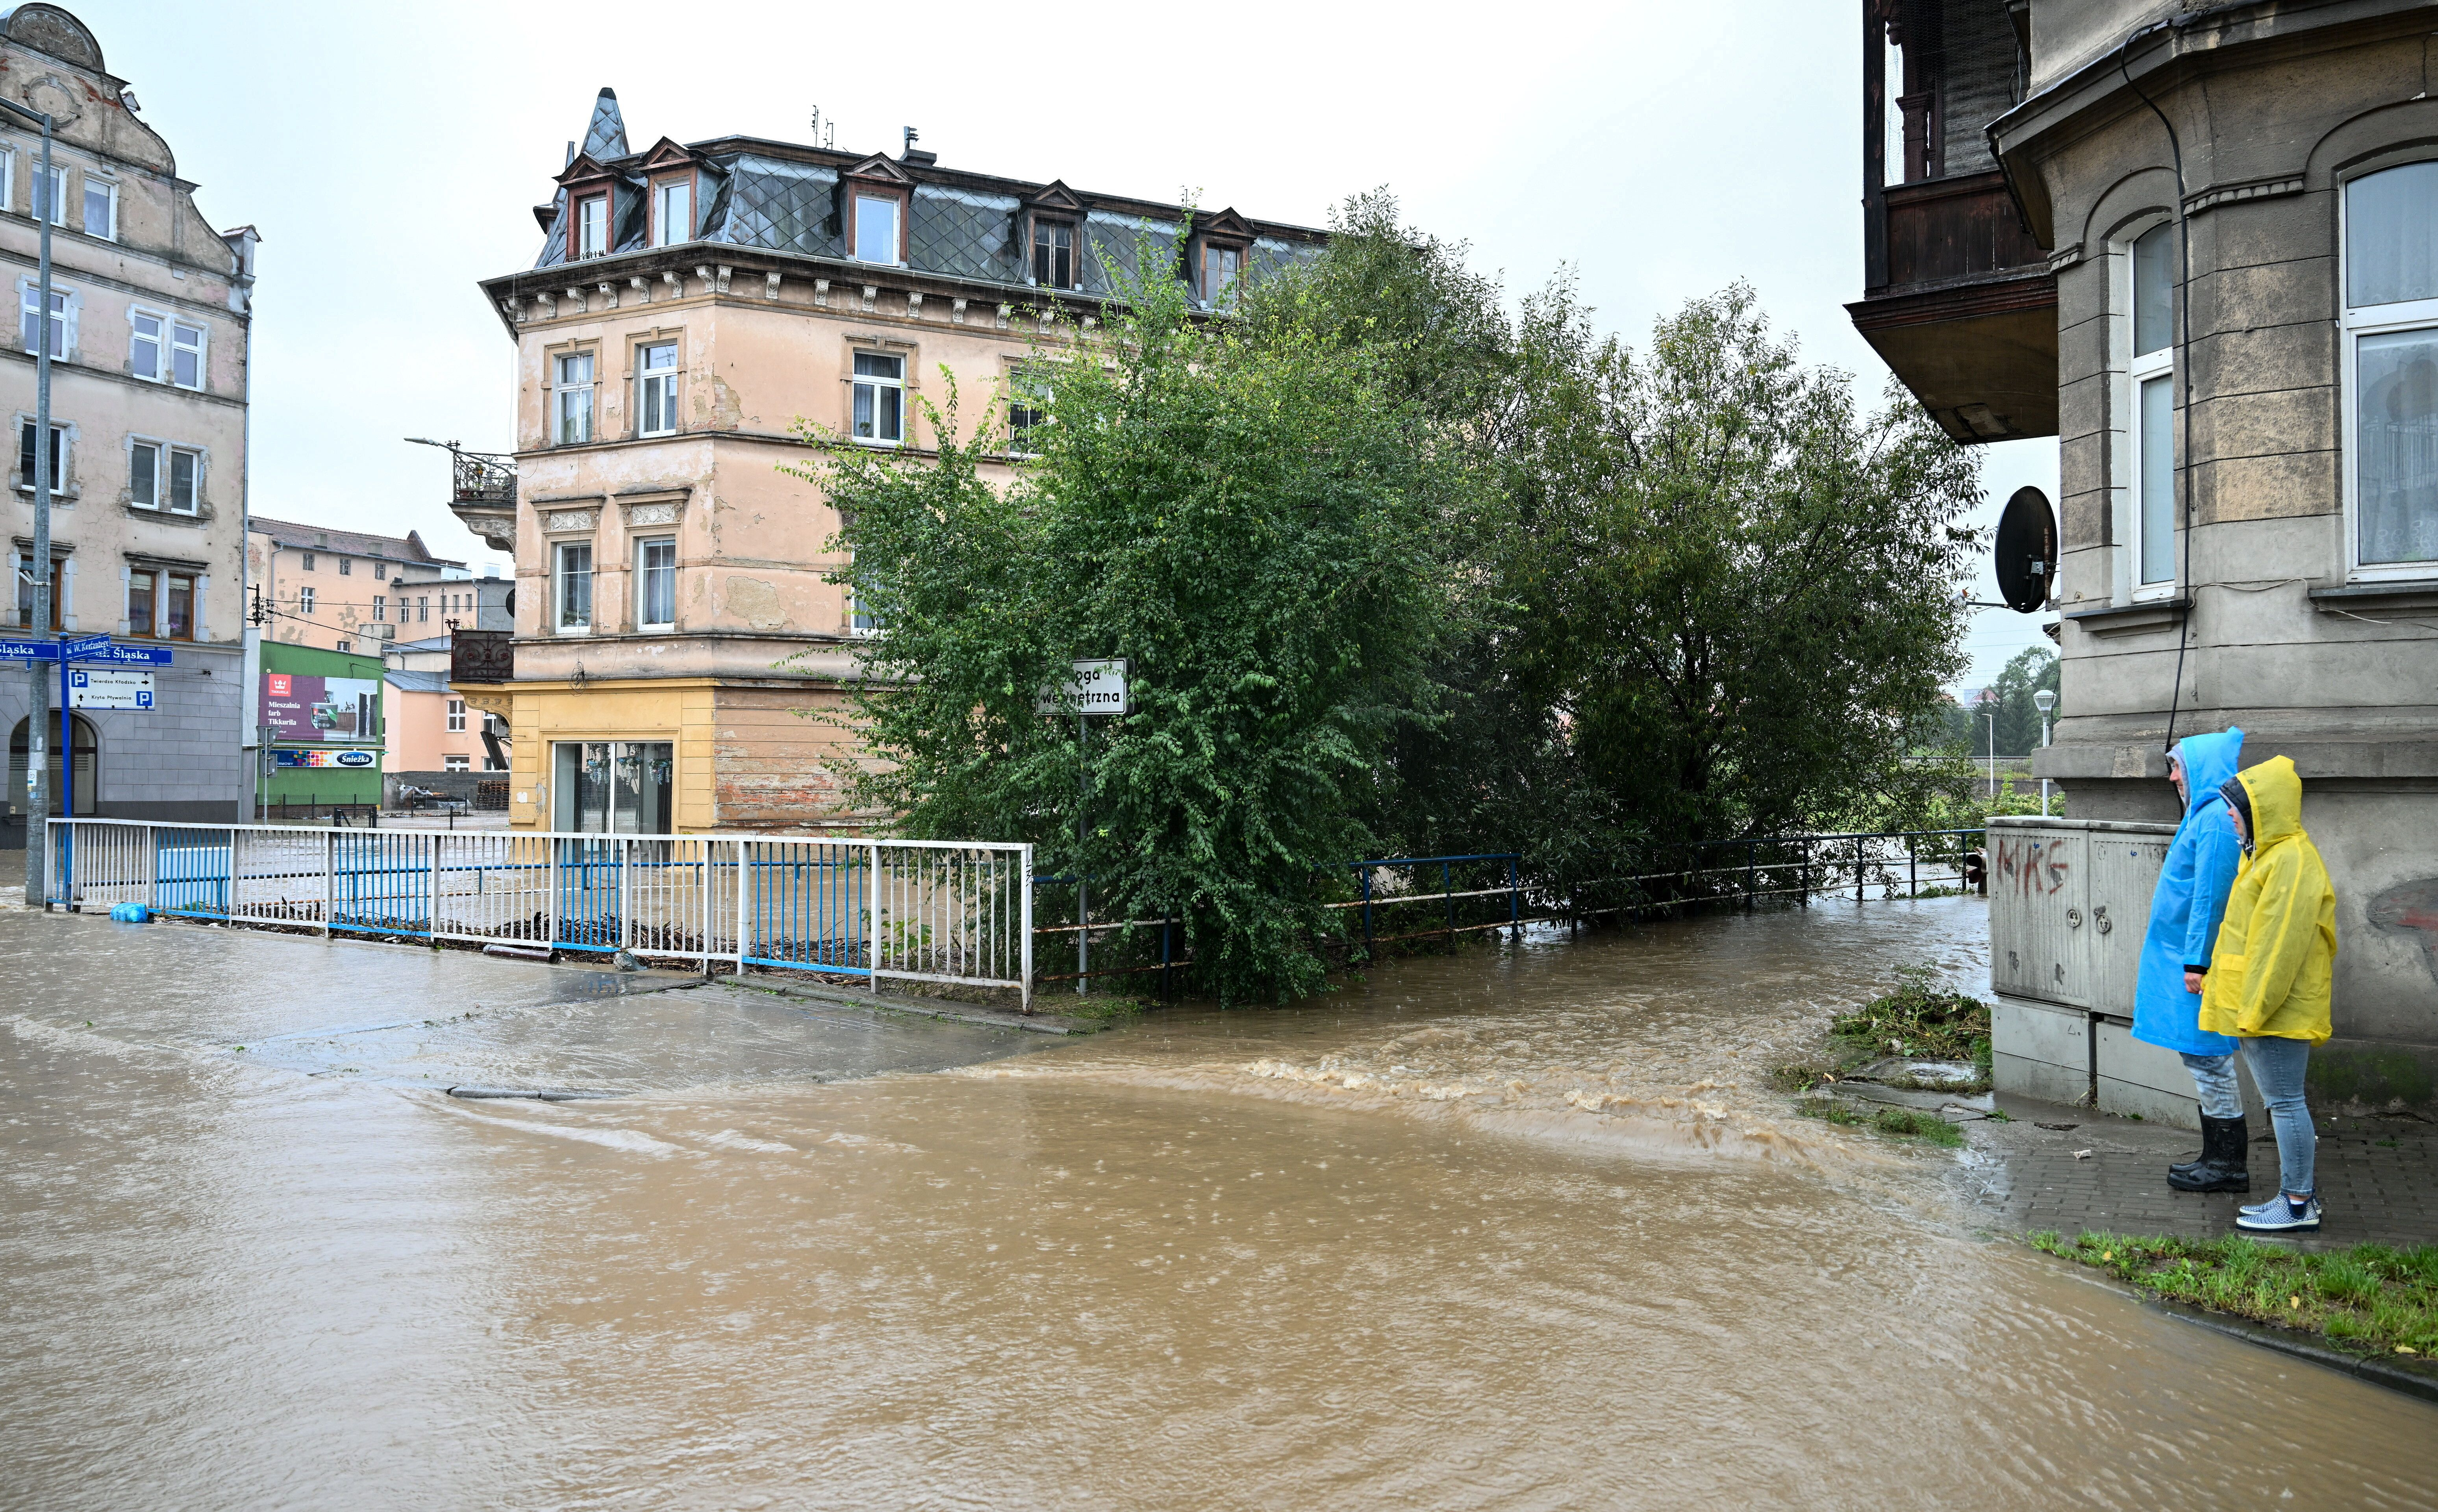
[2236,755,2304,848]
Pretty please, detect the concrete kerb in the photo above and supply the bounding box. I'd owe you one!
[2148,1295,2438,1408]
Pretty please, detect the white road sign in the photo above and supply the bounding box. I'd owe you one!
[1037,658,1127,716]
[69,669,155,710]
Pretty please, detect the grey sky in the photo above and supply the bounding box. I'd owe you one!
[81,0,2053,686]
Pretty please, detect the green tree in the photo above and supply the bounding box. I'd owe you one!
[789,233,1462,1002]
[1983,645,2061,758]
[1495,282,1982,846]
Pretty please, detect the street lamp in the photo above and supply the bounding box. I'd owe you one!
[1981,706,1997,803]
[2034,688,2058,816]
[3,97,56,910]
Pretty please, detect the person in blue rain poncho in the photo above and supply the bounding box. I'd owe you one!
[2131,727,2250,1192]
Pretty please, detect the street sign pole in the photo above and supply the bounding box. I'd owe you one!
[10,99,54,909]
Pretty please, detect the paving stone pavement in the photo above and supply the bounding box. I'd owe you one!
[1965,1093,2438,1251]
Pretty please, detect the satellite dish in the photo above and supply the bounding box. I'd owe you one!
[1994,485,2058,613]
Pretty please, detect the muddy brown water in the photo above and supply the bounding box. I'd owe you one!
[4,900,2432,1509]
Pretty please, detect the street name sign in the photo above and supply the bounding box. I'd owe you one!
[1037,658,1128,715]
[69,670,154,710]
[0,638,172,666]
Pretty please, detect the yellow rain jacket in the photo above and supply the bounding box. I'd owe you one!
[2198,756,2336,1043]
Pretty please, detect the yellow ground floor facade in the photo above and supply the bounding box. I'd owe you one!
[454,677,869,834]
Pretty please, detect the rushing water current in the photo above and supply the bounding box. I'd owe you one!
[4,899,2432,1509]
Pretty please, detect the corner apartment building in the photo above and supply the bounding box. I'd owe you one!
[1,4,255,831]
[1853,0,2438,1111]
[450,89,1321,836]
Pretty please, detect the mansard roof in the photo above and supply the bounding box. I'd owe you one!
[518,95,1326,303]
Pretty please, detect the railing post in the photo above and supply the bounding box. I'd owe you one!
[1508,854,1520,940]
[1908,834,1918,899]
[869,839,882,995]
[1443,859,1453,945]
[1019,843,1034,1013]
[619,837,632,955]
[734,838,749,976]
[1161,909,1172,1000]
[322,828,334,937]
[545,834,561,954]
[1856,834,1866,903]
[1745,841,1756,911]
[1799,838,1810,908]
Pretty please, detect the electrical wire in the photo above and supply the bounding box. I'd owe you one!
[2119,20,2197,757]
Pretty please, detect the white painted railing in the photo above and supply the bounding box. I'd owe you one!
[40,819,1034,1009]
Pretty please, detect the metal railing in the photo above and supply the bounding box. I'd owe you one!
[1030,830,1987,993]
[42,819,1033,1008]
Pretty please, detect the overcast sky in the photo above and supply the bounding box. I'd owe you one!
[81,0,2054,689]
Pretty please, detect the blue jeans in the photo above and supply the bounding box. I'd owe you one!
[2240,1036,2315,1198]
[2179,1051,2241,1121]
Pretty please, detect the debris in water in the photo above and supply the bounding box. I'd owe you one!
[2073,1149,2093,1160]
[2036,1122,2079,1132]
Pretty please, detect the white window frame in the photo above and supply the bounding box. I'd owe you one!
[846,580,882,637]
[851,350,904,446]
[447,699,467,733]
[553,540,594,635]
[31,162,64,227]
[129,307,163,381]
[18,278,75,359]
[169,320,205,391]
[0,146,13,213]
[18,417,68,496]
[2339,163,2438,582]
[1007,366,1050,458]
[81,174,116,241]
[637,341,679,437]
[652,178,692,248]
[298,584,315,614]
[577,194,609,258]
[635,534,676,631]
[853,193,901,265]
[444,753,471,773]
[128,439,203,515]
[372,593,386,623]
[2118,220,2178,603]
[554,349,597,445]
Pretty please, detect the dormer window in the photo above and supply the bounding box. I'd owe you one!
[1033,220,1075,289]
[652,179,692,248]
[1203,244,1243,307]
[854,194,902,265]
[577,195,609,258]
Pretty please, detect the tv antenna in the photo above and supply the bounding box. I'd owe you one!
[810,106,834,150]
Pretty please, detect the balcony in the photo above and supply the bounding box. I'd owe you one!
[409,438,519,553]
[451,628,513,686]
[1849,0,2056,444]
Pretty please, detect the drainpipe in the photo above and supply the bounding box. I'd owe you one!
[4,98,55,909]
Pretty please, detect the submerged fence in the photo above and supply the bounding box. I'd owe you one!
[1038,828,1987,993]
[43,819,1033,1008]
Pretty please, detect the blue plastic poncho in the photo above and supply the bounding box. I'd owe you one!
[2130,727,2245,1055]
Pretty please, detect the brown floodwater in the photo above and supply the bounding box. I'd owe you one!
[3,899,2432,1510]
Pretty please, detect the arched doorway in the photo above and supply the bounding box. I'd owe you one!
[7,715,98,816]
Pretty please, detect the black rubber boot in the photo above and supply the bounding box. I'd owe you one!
[2169,1103,2208,1179]
[2167,1113,2251,1192]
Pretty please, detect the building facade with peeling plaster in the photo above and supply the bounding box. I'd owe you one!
[450,88,1321,836]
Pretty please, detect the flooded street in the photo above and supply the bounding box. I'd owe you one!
[5,900,2433,1509]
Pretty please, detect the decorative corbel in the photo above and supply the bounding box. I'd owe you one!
[995,303,1011,330]
[598,280,617,310]
[694,265,715,296]
[906,291,924,319]
[814,278,831,308]
[715,265,733,294]
[860,285,878,313]
[630,275,650,303]
[1037,309,1054,333]
[765,271,782,301]
[566,286,587,314]
[1081,316,1095,330]
[499,297,525,324]
[951,297,968,324]
[536,293,558,320]
[662,270,683,298]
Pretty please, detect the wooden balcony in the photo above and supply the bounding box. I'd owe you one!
[1850,169,2057,444]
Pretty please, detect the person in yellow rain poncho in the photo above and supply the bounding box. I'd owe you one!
[2199,756,2337,1234]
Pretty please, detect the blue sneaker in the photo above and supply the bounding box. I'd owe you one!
[2238,1193,2285,1216]
[2235,1194,2322,1233]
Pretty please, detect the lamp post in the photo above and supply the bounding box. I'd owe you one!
[1982,708,1997,803]
[2034,687,2058,817]
[5,98,55,909]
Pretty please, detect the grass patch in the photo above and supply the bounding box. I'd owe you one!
[1832,963,1992,1067]
[1797,1096,1966,1148]
[2030,1230,2438,1358]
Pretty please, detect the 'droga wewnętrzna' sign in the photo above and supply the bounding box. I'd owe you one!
[1037,658,1128,716]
